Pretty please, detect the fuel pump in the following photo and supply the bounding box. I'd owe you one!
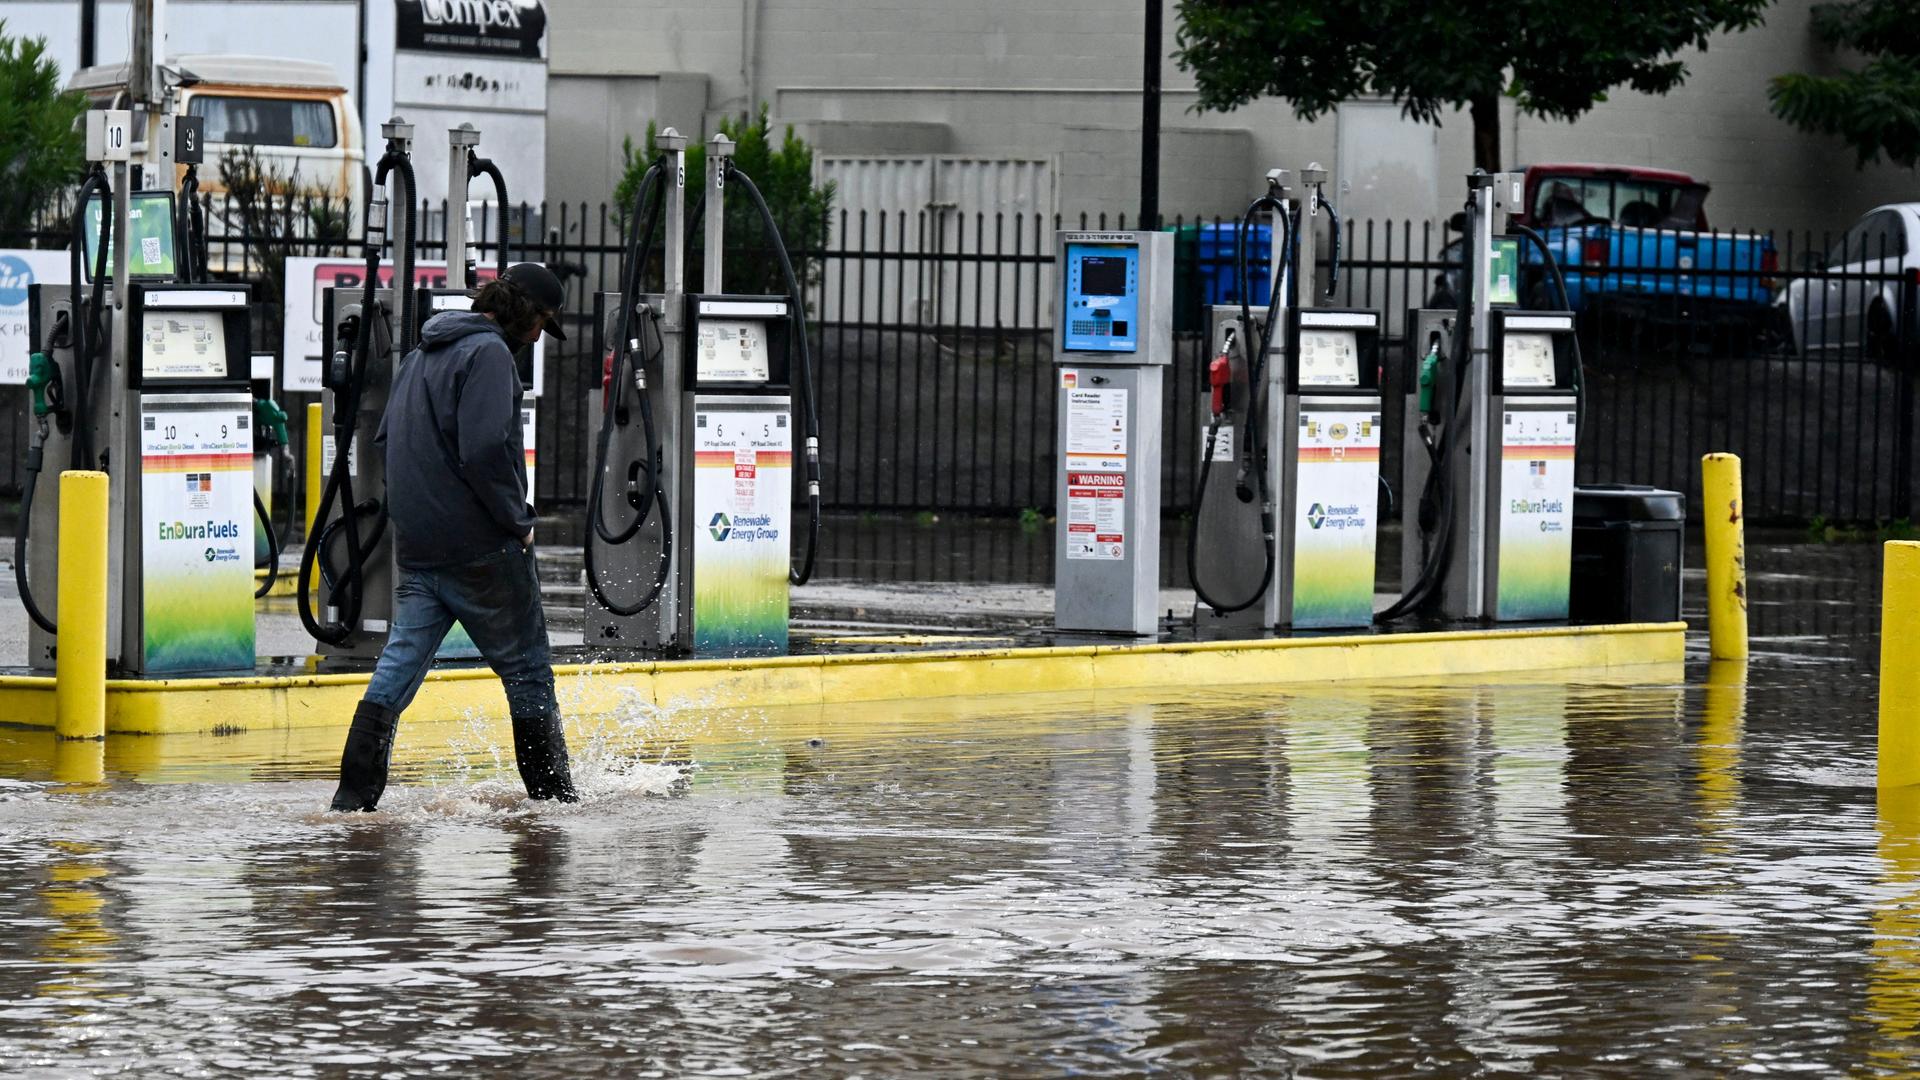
[1390,171,1585,622]
[1050,229,1174,636]
[1191,165,1383,632]
[300,119,418,662]
[584,131,824,656]
[20,108,259,675]
[20,142,119,666]
[434,124,538,512]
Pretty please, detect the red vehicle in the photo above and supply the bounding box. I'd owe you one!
[1513,163,1711,232]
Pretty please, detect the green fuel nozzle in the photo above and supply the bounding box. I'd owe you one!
[26,352,53,417]
[1417,336,1441,422]
[255,397,290,452]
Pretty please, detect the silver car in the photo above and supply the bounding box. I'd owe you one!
[1779,203,1917,359]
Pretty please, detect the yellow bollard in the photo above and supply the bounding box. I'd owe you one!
[305,401,324,539]
[53,471,109,741]
[1702,453,1748,661]
[52,737,105,786]
[1883,541,1920,788]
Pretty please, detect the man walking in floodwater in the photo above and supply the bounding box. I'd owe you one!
[329,263,578,811]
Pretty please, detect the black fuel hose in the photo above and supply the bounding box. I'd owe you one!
[583,305,673,617]
[253,487,280,599]
[316,499,388,594]
[1189,193,1292,615]
[69,167,111,472]
[585,158,675,617]
[1315,186,1341,298]
[298,268,378,643]
[17,426,55,634]
[20,170,112,634]
[592,159,663,544]
[384,153,419,352]
[468,153,510,274]
[727,162,823,586]
[1377,196,1477,624]
[298,145,410,643]
[177,165,208,284]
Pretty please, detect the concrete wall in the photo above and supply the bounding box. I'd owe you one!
[546,0,1915,236]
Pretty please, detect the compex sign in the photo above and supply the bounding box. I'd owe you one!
[396,0,548,58]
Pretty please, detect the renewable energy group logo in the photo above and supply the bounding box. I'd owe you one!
[709,512,732,542]
[1306,502,1364,530]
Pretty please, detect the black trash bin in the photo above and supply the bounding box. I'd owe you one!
[1570,484,1685,624]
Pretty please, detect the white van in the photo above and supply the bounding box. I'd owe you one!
[70,55,365,267]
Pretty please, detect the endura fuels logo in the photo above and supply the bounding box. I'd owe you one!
[709,513,731,542]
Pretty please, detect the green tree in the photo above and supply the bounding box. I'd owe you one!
[613,107,835,297]
[217,147,351,312]
[1173,0,1768,172]
[0,20,84,237]
[1769,0,1920,167]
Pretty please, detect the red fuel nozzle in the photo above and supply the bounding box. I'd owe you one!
[602,347,615,391]
[1208,349,1233,418]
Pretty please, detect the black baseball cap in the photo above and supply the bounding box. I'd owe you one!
[501,262,567,340]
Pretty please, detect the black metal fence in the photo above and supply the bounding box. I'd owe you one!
[4,198,1914,528]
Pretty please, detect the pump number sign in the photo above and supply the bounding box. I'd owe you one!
[139,394,256,673]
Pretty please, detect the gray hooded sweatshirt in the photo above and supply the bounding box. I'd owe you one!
[378,310,534,569]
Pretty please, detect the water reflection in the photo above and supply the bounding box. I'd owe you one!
[0,655,1904,1074]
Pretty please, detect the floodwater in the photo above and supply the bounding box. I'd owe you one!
[0,542,1911,1077]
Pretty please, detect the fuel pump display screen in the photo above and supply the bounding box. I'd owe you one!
[1297,330,1362,387]
[1063,243,1140,353]
[696,319,772,383]
[140,310,229,380]
[1488,237,1521,306]
[1502,331,1558,388]
[83,191,178,281]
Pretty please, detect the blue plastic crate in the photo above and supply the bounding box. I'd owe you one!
[1195,223,1273,307]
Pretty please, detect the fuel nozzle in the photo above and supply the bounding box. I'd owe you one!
[1418,331,1443,424]
[254,397,290,454]
[26,352,55,418]
[1208,327,1237,418]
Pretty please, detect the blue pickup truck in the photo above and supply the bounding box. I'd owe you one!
[1434,164,1779,341]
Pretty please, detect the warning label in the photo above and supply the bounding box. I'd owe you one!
[1066,471,1126,560]
[1062,386,1129,561]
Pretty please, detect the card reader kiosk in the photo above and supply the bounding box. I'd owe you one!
[1052,231,1173,636]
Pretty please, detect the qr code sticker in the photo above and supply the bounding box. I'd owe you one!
[141,236,162,265]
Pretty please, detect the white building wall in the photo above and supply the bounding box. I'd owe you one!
[547,0,1917,237]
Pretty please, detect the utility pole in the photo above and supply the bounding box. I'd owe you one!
[1139,0,1162,230]
[80,0,97,68]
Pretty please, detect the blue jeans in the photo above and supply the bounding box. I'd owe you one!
[362,543,557,719]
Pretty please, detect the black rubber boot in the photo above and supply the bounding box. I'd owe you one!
[329,700,401,812]
[511,711,580,803]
